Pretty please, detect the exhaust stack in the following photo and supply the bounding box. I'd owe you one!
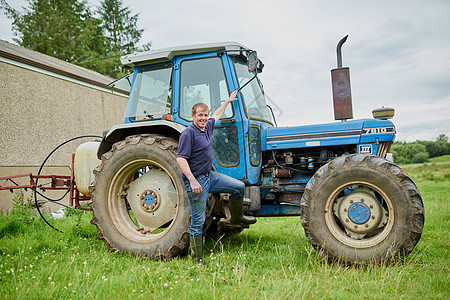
[331,35,353,120]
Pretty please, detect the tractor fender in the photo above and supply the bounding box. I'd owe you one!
[97,120,186,159]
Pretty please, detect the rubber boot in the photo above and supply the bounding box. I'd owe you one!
[189,235,204,267]
[229,198,257,224]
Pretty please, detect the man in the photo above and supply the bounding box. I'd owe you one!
[177,90,256,265]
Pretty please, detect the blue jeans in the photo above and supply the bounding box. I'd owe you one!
[183,171,245,237]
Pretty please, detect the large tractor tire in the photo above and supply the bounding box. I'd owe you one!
[300,154,424,264]
[90,134,190,259]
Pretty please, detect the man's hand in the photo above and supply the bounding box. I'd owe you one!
[226,90,238,103]
[212,90,238,121]
[177,157,202,194]
[189,178,202,194]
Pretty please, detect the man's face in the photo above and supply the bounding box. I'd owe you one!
[192,108,209,131]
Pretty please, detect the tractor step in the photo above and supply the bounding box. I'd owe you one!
[217,218,250,229]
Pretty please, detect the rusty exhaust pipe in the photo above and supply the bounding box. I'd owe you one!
[336,35,348,68]
[331,35,353,121]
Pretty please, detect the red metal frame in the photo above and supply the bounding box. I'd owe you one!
[0,173,71,191]
[0,154,92,210]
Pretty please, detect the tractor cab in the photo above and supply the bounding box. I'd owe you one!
[119,42,273,184]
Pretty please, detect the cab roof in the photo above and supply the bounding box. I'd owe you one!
[120,42,251,68]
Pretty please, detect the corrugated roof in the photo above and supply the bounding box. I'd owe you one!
[0,39,115,88]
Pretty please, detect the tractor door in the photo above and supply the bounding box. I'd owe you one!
[173,53,248,180]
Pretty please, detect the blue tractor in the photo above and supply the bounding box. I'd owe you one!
[83,38,424,264]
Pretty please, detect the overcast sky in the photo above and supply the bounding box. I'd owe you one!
[1,0,449,141]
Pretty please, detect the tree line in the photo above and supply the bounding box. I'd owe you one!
[391,134,450,164]
[1,0,150,78]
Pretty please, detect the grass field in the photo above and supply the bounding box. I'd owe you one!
[1,156,449,299]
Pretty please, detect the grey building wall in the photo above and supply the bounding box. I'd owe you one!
[0,42,128,212]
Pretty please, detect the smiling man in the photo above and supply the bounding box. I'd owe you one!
[176,90,256,265]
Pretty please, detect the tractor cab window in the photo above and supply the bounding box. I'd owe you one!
[179,57,232,121]
[125,62,173,121]
[233,56,272,124]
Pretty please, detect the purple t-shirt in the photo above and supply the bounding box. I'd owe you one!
[177,118,215,180]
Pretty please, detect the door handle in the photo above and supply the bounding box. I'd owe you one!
[220,119,236,125]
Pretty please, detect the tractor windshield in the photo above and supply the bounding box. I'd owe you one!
[233,56,272,124]
[125,62,173,121]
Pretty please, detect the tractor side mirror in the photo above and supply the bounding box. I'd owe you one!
[247,51,258,73]
[237,50,263,92]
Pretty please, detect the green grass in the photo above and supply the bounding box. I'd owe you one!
[1,157,449,299]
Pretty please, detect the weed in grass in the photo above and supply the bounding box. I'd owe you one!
[0,191,35,239]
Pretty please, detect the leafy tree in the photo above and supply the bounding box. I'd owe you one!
[95,0,151,77]
[411,151,429,164]
[392,134,449,164]
[392,142,429,164]
[1,0,151,78]
[418,134,450,158]
[420,141,440,158]
[437,134,449,143]
[97,0,150,54]
[1,0,107,64]
[434,134,450,157]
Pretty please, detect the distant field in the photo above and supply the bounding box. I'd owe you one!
[428,154,450,163]
[0,156,449,299]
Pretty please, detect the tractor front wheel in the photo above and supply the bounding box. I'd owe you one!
[90,134,190,259]
[300,154,424,264]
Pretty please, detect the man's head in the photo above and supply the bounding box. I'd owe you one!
[191,103,210,131]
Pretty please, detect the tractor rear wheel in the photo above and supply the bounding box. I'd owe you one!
[90,134,190,259]
[300,154,424,264]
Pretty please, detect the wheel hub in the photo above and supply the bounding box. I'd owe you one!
[140,189,160,212]
[124,168,177,233]
[334,187,387,238]
[348,202,371,224]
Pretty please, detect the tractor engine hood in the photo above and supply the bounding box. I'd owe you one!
[263,118,396,151]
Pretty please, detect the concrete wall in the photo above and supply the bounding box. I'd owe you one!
[0,61,128,212]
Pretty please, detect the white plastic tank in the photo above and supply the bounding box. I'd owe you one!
[74,141,101,196]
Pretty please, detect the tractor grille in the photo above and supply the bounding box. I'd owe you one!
[376,141,392,159]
